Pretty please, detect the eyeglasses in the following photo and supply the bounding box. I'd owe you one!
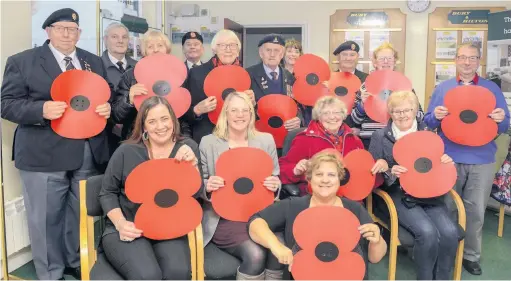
[228,108,250,115]
[320,111,344,117]
[391,108,413,115]
[376,57,395,62]
[340,52,358,59]
[456,56,479,62]
[50,25,79,35]
[217,43,238,50]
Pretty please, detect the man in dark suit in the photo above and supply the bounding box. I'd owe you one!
[101,22,137,155]
[245,34,301,132]
[333,41,368,128]
[1,8,112,280]
[182,31,204,72]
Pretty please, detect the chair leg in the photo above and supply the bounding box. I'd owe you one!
[388,232,398,280]
[188,231,197,280]
[453,239,464,280]
[498,204,505,238]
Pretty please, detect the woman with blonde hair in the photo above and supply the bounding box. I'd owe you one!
[249,150,387,280]
[183,29,255,145]
[350,42,424,148]
[199,92,283,280]
[368,90,458,280]
[111,29,178,141]
[281,38,303,74]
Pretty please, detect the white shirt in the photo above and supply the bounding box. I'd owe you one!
[186,60,201,69]
[263,64,280,80]
[48,42,82,71]
[108,52,128,69]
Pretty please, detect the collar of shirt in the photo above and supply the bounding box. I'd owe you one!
[186,60,201,69]
[107,52,128,69]
[48,42,81,71]
[263,63,280,80]
[456,73,479,85]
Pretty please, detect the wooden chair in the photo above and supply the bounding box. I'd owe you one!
[366,189,466,280]
[79,175,205,280]
[494,133,510,238]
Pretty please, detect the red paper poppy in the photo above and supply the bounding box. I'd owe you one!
[212,147,274,222]
[327,72,362,114]
[133,53,191,118]
[204,65,251,124]
[293,54,331,106]
[364,70,412,124]
[441,85,498,147]
[393,131,457,198]
[292,206,365,280]
[125,159,203,240]
[50,70,109,139]
[337,149,376,200]
[255,94,298,148]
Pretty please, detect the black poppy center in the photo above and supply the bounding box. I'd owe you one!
[339,168,351,186]
[153,80,171,96]
[306,73,319,86]
[459,110,478,124]
[222,88,236,100]
[335,86,348,97]
[70,95,90,111]
[414,157,432,173]
[154,189,179,208]
[268,116,283,128]
[315,241,339,262]
[234,177,254,195]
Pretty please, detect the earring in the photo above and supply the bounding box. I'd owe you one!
[142,131,149,140]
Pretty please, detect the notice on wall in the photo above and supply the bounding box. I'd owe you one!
[345,31,365,58]
[435,64,456,86]
[369,31,390,58]
[462,31,484,58]
[436,31,457,59]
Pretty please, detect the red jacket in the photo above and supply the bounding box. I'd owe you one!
[279,121,364,195]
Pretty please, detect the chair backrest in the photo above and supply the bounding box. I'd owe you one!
[281,127,306,156]
[86,174,105,217]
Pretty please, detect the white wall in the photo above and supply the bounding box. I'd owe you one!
[168,0,511,106]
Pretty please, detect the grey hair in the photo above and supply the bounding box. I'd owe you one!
[456,42,481,58]
[211,29,241,53]
[103,22,129,37]
[311,96,348,121]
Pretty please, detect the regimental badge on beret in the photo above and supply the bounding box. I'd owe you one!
[273,37,279,43]
[191,32,196,38]
[351,44,356,51]
[72,13,77,21]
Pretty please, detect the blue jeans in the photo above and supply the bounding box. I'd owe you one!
[393,196,458,280]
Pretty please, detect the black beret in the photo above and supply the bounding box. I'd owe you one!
[333,41,360,56]
[42,8,79,29]
[182,31,203,45]
[258,34,285,47]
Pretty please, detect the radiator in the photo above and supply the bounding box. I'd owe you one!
[4,196,30,256]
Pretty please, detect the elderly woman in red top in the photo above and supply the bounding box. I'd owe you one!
[279,96,387,196]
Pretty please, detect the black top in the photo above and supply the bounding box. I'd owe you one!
[0,41,113,172]
[99,137,203,236]
[249,194,373,279]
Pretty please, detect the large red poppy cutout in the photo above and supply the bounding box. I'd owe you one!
[212,147,274,222]
[125,159,203,240]
[337,149,376,200]
[134,53,191,118]
[293,54,331,106]
[441,85,498,147]
[51,70,109,139]
[255,94,298,148]
[292,206,365,280]
[393,131,457,198]
[204,65,251,124]
[364,70,412,124]
[328,72,362,114]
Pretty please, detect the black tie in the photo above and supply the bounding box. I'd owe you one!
[116,61,125,73]
[270,71,278,81]
[64,57,75,71]
[192,63,197,68]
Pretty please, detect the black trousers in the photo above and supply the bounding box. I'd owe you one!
[102,233,191,280]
